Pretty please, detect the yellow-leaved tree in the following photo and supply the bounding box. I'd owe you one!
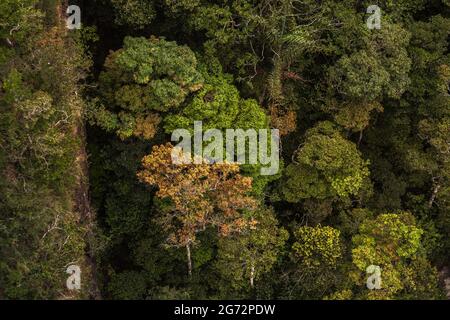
[137,143,258,276]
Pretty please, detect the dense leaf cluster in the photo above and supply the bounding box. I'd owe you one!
[1,0,448,300]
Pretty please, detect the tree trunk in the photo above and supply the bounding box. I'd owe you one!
[250,263,255,288]
[358,130,363,147]
[428,183,441,208]
[186,243,192,277]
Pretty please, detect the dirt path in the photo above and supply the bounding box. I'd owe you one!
[56,0,101,299]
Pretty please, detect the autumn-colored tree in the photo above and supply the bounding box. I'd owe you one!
[269,105,297,137]
[137,143,258,276]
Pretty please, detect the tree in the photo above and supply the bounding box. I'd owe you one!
[108,271,148,299]
[163,71,268,133]
[0,0,43,48]
[350,212,441,299]
[278,225,344,299]
[163,67,276,195]
[407,15,450,258]
[279,121,370,204]
[110,0,156,29]
[292,225,343,270]
[215,207,288,292]
[137,143,258,276]
[89,36,203,140]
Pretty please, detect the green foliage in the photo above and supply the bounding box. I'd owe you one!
[4,0,449,301]
[108,271,148,299]
[215,207,288,292]
[349,212,441,299]
[150,286,191,299]
[90,36,203,139]
[62,0,450,300]
[292,225,342,270]
[164,69,274,196]
[280,122,370,202]
[164,72,267,132]
[0,0,43,46]
[0,0,93,299]
[110,0,156,29]
[329,23,411,101]
[352,213,423,271]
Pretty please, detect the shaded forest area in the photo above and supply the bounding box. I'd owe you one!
[1,0,449,300]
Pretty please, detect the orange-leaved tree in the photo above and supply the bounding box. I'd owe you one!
[137,143,258,276]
